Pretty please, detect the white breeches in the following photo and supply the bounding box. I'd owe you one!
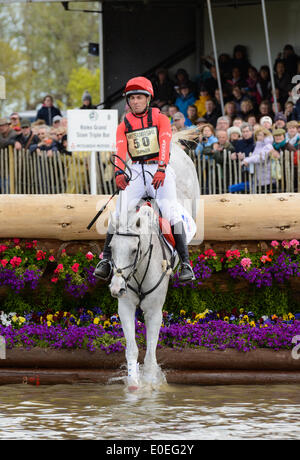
[115,163,181,226]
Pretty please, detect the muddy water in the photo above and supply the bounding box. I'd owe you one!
[0,384,299,440]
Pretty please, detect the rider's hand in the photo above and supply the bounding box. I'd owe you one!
[115,174,128,191]
[152,168,166,189]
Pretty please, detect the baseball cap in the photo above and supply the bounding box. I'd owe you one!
[21,119,31,128]
[53,115,62,123]
[173,112,185,120]
[260,116,273,125]
[273,128,286,137]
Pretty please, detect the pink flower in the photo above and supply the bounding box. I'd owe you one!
[48,256,55,262]
[289,239,299,248]
[13,238,20,245]
[71,263,80,273]
[32,240,37,247]
[0,259,8,267]
[0,245,7,253]
[282,240,290,249]
[10,256,22,268]
[240,257,252,271]
[99,252,103,259]
[271,240,279,248]
[204,249,217,258]
[85,252,94,260]
[225,249,241,261]
[51,277,58,283]
[54,264,64,274]
[25,242,33,249]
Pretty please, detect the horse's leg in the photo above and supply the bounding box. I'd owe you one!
[143,305,163,384]
[118,298,139,390]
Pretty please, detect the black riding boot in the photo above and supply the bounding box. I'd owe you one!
[93,231,113,280]
[171,221,195,282]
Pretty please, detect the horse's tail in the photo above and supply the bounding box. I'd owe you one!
[172,127,200,149]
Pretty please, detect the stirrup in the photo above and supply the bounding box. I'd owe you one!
[93,259,112,281]
[178,263,195,282]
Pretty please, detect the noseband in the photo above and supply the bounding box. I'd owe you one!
[111,232,142,284]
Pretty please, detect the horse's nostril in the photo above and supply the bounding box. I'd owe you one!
[118,288,127,297]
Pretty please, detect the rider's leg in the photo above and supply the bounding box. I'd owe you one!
[151,165,195,282]
[93,224,114,280]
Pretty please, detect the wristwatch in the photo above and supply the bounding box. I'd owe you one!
[158,161,167,172]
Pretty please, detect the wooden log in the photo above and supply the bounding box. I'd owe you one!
[0,193,299,241]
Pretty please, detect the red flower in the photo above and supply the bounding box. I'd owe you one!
[85,252,94,260]
[25,242,33,249]
[0,259,8,267]
[48,256,55,262]
[36,250,46,261]
[0,245,7,253]
[54,264,64,274]
[10,256,22,268]
[32,240,37,247]
[13,238,20,245]
[51,277,58,283]
[71,263,80,273]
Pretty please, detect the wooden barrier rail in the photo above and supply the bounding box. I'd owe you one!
[0,193,299,241]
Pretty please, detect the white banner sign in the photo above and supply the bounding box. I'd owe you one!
[67,109,118,152]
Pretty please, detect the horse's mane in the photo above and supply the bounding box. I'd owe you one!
[172,127,200,149]
[116,205,159,235]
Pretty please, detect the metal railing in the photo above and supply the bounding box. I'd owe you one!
[0,147,299,195]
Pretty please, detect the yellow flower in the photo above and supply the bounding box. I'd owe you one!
[63,312,68,317]
[103,320,111,328]
[283,314,288,321]
[87,310,94,317]
[46,314,53,322]
[180,310,186,316]
[12,316,18,323]
[239,320,245,325]
[112,322,118,327]
[76,319,80,325]
[249,321,256,327]
[288,313,295,320]
[239,308,244,314]
[18,317,26,324]
[93,317,100,325]
[243,315,249,322]
[47,321,52,327]
[224,316,229,322]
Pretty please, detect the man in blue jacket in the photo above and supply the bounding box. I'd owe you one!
[175,84,196,119]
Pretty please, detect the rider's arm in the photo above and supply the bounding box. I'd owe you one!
[157,112,172,167]
[115,121,127,175]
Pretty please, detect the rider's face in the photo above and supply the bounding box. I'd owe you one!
[128,94,148,114]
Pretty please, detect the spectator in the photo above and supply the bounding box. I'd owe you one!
[203,65,219,97]
[275,44,299,78]
[175,84,196,119]
[232,116,244,128]
[216,116,231,131]
[194,86,211,118]
[241,128,279,192]
[207,129,236,164]
[274,60,290,106]
[291,97,300,121]
[169,104,179,123]
[227,126,242,146]
[246,114,257,128]
[286,121,300,149]
[29,125,58,157]
[218,53,233,80]
[284,101,295,122]
[273,112,287,130]
[172,112,189,132]
[273,129,296,176]
[52,115,63,128]
[195,123,218,158]
[152,68,175,108]
[10,113,21,132]
[203,99,220,127]
[214,88,224,114]
[174,68,196,95]
[186,105,199,127]
[80,91,97,109]
[0,118,21,149]
[36,95,62,126]
[224,101,237,121]
[246,66,262,105]
[160,105,169,117]
[272,98,282,116]
[258,66,272,100]
[234,122,255,159]
[57,132,71,156]
[258,100,273,120]
[240,99,255,120]
[226,67,246,90]
[231,86,247,113]
[231,45,251,79]
[260,115,273,131]
[16,119,39,150]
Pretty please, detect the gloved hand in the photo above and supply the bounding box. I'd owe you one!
[116,174,128,190]
[152,168,166,189]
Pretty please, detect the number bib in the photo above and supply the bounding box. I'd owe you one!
[126,126,160,160]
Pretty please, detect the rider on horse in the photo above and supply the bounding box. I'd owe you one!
[94,76,195,283]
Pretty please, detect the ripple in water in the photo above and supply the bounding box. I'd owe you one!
[0,384,299,439]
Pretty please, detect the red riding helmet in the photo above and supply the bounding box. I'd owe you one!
[124,76,154,99]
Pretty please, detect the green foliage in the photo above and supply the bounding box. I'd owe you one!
[67,67,100,108]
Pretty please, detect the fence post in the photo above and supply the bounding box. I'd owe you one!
[8,145,15,194]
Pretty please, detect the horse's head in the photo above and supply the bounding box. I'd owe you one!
[109,206,156,299]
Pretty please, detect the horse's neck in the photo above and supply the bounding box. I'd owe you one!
[135,231,165,286]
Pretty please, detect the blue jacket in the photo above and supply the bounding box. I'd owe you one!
[195,135,218,158]
[175,93,196,118]
[292,99,300,121]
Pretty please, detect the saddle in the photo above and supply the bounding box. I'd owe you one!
[136,197,176,249]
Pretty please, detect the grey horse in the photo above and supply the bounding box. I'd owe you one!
[108,139,200,389]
